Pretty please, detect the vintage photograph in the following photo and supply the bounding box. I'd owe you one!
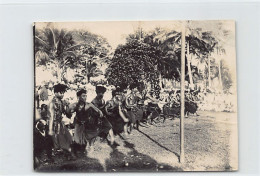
[33,20,238,172]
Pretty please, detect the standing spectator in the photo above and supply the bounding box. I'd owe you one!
[39,82,49,106]
[48,84,75,159]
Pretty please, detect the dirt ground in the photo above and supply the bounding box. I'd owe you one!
[35,111,238,172]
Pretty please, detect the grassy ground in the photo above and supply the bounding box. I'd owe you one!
[35,111,238,172]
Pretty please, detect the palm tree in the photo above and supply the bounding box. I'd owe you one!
[35,23,84,82]
[147,28,182,82]
[152,26,216,91]
[74,30,112,83]
[35,24,112,83]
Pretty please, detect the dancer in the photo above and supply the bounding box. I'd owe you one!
[125,83,143,132]
[91,85,115,145]
[105,88,129,137]
[70,89,103,155]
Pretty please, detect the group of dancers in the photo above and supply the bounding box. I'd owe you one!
[34,82,199,166]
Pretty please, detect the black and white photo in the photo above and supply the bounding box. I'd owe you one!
[33,21,238,172]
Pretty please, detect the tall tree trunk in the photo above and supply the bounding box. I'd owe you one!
[203,65,206,91]
[187,41,194,90]
[217,50,223,93]
[208,56,211,89]
[56,62,62,83]
[87,75,90,83]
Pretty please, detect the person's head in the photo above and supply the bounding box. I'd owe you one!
[95,85,106,99]
[35,119,47,133]
[129,83,138,92]
[53,84,68,99]
[40,104,48,112]
[77,89,87,102]
[137,82,145,93]
[112,88,123,102]
[119,83,128,92]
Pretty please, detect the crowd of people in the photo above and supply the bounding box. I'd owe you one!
[34,81,200,167]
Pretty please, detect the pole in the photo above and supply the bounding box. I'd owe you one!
[208,56,211,89]
[180,22,186,163]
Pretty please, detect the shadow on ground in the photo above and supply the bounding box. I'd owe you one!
[105,137,182,172]
[36,138,182,172]
[35,154,104,172]
[137,129,180,160]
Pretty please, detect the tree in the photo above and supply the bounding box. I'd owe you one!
[73,30,112,83]
[146,27,216,91]
[211,22,232,92]
[35,23,85,82]
[35,24,112,83]
[220,59,233,93]
[106,38,163,97]
[189,21,234,92]
[144,28,181,83]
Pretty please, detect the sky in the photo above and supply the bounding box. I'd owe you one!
[35,20,236,82]
[36,21,184,49]
[35,20,235,49]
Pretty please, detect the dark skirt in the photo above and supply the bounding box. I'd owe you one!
[125,106,144,123]
[74,123,100,145]
[52,123,73,151]
[99,117,112,135]
[74,107,107,144]
[185,101,198,114]
[34,130,53,158]
[163,104,180,116]
[147,103,161,119]
[107,113,126,135]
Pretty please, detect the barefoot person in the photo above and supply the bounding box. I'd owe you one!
[48,83,74,159]
[144,91,162,125]
[91,85,115,145]
[70,89,103,155]
[105,88,129,137]
[125,83,144,132]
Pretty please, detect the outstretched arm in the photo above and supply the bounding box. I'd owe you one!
[146,94,159,103]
